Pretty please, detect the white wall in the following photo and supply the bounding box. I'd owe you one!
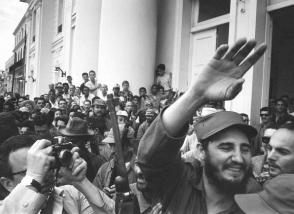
[97,0,157,94]
[37,0,55,95]
[71,0,102,86]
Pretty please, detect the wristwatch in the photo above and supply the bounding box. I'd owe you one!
[21,176,42,193]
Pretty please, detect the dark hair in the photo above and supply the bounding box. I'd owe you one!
[58,98,67,104]
[82,86,90,94]
[54,108,62,114]
[133,95,140,100]
[89,70,96,75]
[37,97,45,103]
[55,116,69,125]
[157,64,165,70]
[151,84,158,89]
[72,112,86,120]
[276,98,288,108]
[260,107,270,112]
[0,135,37,178]
[48,89,55,95]
[158,85,164,91]
[33,112,51,126]
[92,96,100,105]
[82,72,88,76]
[18,96,27,101]
[0,112,19,144]
[18,120,35,132]
[122,80,129,85]
[139,87,146,92]
[3,101,15,111]
[63,83,69,87]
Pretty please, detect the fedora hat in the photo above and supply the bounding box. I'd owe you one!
[59,117,94,136]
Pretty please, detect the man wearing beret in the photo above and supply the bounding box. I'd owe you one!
[136,39,266,213]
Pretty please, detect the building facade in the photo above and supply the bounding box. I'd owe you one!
[7,13,28,96]
[11,0,294,127]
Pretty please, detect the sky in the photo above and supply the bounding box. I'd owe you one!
[0,0,28,71]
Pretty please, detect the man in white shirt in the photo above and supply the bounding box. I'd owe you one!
[85,70,101,96]
[80,86,95,107]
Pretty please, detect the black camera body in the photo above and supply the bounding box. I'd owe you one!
[52,137,74,168]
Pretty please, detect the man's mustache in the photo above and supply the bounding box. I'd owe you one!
[223,162,246,171]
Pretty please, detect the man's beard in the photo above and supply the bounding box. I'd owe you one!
[204,154,252,195]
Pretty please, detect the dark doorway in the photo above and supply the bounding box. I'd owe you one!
[270,6,294,100]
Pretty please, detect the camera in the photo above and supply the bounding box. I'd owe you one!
[52,137,74,168]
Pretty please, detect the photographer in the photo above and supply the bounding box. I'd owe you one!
[0,135,114,214]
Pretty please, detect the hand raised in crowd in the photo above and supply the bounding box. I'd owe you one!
[58,147,87,185]
[103,185,116,198]
[26,139,55,185]
[150,203,163,214]
[190,38,267,102]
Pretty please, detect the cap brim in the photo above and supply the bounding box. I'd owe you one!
[202,123,257,140]
[59,128,94,136]
[235,194,279,214]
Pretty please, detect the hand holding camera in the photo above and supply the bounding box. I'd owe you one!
[58,147,87,185]
[26,138,87,187]
[26,139,56,185]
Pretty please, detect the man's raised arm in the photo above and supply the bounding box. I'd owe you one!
[162,39,266,136]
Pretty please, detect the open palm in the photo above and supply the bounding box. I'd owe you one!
[192,39,266,102]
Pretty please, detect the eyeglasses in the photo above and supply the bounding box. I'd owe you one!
[262,136,270,144]
[11,169,27,176]
[260,114,269,117]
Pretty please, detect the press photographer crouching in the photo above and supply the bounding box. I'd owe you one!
[0,135,115,213]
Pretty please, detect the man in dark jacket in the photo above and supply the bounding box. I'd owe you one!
[136,39,266,213]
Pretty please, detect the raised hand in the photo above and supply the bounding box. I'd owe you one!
[26,139,55,184]
[58,147,87,185]
[150,203,163,214]
[191,38,266,102]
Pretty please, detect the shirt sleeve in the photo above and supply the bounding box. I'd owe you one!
[85,82,93,90]
[0,182,46,214]
[137,107,189,175]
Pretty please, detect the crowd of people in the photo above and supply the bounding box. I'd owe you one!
[0,38,293,214]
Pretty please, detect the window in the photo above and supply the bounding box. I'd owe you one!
[32,10,36,42]
[57,0,64,33]
[198,0,230,23]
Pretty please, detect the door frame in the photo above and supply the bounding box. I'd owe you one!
[262,1,294,106]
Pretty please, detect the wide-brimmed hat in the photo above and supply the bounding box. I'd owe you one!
[195,111,257,141]
[59,117,94,136]
[235,174,294,214]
